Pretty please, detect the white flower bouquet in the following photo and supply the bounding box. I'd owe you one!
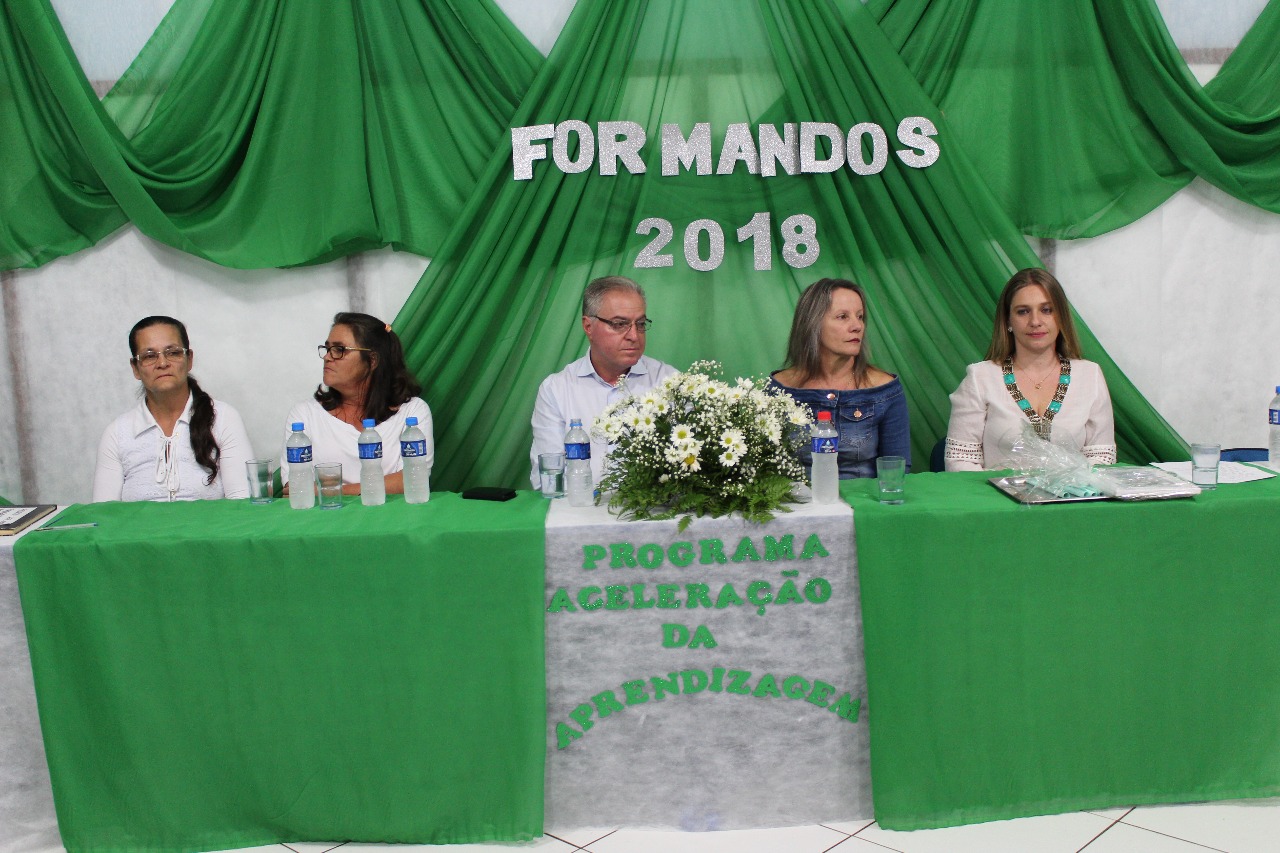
[593,361,813,529]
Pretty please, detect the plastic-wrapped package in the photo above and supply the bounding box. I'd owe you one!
[996,425,1103,498]
[991,424,1200,501]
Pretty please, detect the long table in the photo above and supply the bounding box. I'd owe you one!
[13,495,549,852]
[10,473,1280,848]
[846,470,1280,830]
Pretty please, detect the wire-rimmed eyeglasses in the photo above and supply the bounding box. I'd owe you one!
[131,347,189,365]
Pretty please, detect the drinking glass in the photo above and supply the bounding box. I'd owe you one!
[246,460,273,504]
[539,452,566,498]
[1190,443,1220,490]
[876,455,906,504]
[315,464,344,509]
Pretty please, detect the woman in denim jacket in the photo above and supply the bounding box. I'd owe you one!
[769,278,911,479]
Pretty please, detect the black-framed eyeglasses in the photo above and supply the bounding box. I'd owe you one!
[318,344,373,360]
[132,347,189,365]
[591,316,653,333]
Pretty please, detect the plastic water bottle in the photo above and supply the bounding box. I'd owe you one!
[358,418,385,506]
[810,411,839,504]
[401,416,431,504]
[286,422,314,509]
[564,419,593,507]
[1269,386,1280,466]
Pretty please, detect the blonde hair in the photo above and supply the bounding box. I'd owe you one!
[986,268,1083,362]
[783,278,876,386]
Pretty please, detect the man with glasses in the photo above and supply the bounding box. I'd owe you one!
[530,276,676,489]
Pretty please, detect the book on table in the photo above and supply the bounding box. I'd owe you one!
[0,505,58,536]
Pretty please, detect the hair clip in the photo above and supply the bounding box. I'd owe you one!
[384,323,392,333]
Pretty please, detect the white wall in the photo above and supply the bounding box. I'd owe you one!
[1058,178,1280,450]
[1,1,1276,503]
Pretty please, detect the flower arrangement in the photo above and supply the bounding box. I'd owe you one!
[593,361,813,529]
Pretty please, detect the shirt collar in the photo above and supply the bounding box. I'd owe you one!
[129,392,194,438]
[575,353,650,384]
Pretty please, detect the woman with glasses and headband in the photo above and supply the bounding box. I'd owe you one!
[770,278,911,478]
[280,312,432,495]
[93,316,253,501]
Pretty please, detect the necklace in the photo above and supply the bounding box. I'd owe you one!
[1014,361,1058,390]
[1001,357,1072,440]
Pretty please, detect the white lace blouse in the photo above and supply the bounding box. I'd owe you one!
[944,359,1117,471]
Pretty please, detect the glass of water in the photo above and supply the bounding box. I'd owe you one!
[1190,443,1220,490]
[539,452,566,498]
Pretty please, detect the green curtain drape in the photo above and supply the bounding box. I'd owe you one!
[869,0,1280,238]
[7,0,1280,267]
[0,0,541,270]
[394,0,1187,493]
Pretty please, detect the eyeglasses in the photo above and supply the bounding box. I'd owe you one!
[591,316,653,333]
[132,347,189,365]
[318,344,373,360]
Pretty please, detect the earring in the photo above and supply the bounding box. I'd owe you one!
[1007,326,1012,332]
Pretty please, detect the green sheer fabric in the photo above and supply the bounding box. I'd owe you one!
[869,0,1280,238]
[395,0,1186,493]
[0,0,540,269]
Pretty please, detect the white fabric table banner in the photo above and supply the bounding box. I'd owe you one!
[543,497,871,829]
[1,513,64,853]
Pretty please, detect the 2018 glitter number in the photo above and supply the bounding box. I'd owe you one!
[634,213,818,271]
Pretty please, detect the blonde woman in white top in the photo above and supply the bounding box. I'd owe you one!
[945,269,1116,471]
[94,316,253,501]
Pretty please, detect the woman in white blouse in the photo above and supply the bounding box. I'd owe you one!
[94,316,253,501]
[944,269,1117,471]
[281,312,433,495]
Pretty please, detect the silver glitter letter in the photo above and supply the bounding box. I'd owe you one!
[598,121,647,176]
[553,120,595,174]
[895,116,940,168]
[846,122,888,176]
[715,123,759,175]
[758,123,798,177]
[800,122,844,173]
[511,123,555,181]
[661,123,712,176]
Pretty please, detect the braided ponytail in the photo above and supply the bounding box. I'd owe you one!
[187,376,220,485]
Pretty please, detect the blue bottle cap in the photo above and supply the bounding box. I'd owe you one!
[406,417,418,426]
[362,419,375,428]
[291,422,304,431]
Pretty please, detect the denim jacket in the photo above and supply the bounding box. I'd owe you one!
[769,374,912,479]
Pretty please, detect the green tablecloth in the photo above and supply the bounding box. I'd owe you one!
[846,470,1280,830]
[15,493,548,852]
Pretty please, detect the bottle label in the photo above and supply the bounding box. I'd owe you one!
[1271,408,1280,426]
[401,439,428,458]
[811,436,838,454]
[286,446,312,464]
[359,441,383,460]
[565,441,591,460]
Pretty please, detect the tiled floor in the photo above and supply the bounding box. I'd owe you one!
[199,798,1280,853]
